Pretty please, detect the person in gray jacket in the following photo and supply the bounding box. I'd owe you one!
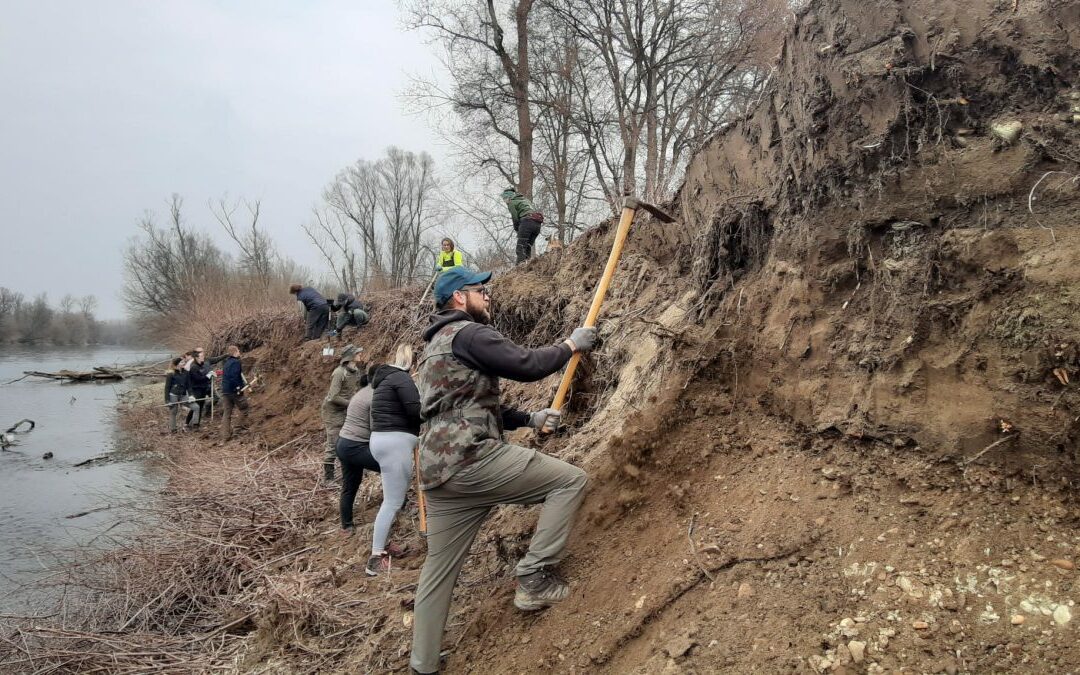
[335,363,382,534]
[320,345,363,483]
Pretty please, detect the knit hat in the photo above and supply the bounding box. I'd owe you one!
[339,344,360,360]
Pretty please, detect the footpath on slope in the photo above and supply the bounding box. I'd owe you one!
[3,0,1079,672]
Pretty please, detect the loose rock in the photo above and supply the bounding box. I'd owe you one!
[1011,614,1025,625]
[912,620,930,630]
[1050,559,1075,571]
[847,640,866,664]
[1052,605,1072,626]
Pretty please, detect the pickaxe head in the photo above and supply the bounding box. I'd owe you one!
[623,196,676,223]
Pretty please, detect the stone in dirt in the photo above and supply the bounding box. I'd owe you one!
[736,582,754,599]
[663,635,696,659]
[1050,559,1075,571]
[1052,606,1072,626]
[847,640,866,664]
[1011,614,1025,625]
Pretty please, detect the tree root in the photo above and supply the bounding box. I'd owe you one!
[590,532,821,666]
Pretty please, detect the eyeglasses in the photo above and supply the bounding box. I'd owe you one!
[459,285,490,298]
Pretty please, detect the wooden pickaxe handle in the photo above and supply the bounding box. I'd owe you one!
[542,197,641,433]
[414,443,427,535]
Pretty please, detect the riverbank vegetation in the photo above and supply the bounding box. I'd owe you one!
[0,288,138,346]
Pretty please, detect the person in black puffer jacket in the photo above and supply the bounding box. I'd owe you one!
[165,356,199,433]
[365,344,421,576]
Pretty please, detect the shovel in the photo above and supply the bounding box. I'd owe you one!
[542,196,675,432]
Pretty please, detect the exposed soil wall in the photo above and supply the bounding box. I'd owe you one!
[3,0,1078,673]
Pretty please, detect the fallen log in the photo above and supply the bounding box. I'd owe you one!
[23,369,126,382]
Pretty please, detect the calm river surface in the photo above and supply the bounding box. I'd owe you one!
[0,346,166,614]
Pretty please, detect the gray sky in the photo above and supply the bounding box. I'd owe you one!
[1,1,444,319]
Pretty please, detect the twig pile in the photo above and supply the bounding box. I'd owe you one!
[0,435,411,673]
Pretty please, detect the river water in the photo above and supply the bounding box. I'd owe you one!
[0,346,166,614]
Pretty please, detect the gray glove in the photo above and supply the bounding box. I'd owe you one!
[568,326,598,352]
[530,408,561,430]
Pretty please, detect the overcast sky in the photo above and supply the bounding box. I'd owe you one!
[0,1,445,319]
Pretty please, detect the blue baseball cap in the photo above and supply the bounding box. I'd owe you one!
[434,268,493,306]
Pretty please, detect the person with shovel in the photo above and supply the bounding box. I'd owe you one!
[500,188,544,263]
[409,267,596,675]
[320,344,363,483]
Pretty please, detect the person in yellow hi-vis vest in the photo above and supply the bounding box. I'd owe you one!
[436,238,464,272]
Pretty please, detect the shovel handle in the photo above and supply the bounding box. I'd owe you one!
[542,198,639,433]
[413,443,427,535]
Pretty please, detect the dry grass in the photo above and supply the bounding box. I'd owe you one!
[0,432,414,674]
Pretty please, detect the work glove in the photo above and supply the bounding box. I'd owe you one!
[568,326,598,352]
[530,408,561,431]
[186,395,197,404]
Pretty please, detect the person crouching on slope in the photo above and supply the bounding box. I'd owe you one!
[366,344,421,575]
[409,267,597,675]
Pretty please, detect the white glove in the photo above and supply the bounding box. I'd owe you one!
[208,370,216,379]
[186,395,197,403]
[529,408,561,431]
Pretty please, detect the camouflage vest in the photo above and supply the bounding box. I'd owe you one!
[416,320,503,489]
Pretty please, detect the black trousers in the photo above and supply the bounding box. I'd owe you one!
[515,218,542,263]
[305,305,330,340]
[186,386,212,424]
[335,436,381,529]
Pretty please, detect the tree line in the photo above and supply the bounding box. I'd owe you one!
[0,288,135,346]
[123,145,445,344]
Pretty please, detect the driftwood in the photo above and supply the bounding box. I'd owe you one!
[22,365,162,383]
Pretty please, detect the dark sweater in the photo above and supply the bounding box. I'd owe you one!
[370,365,422,435]
[165,370,190,402]
[295,287,328,312]
[221,356,244,395]
[187,359,212,392]
[421,309,574,430]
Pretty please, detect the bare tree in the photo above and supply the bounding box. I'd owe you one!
[377,147,437,285]
[301,207,360,292]
[122,195,228,321]
[324,161,383,286]
[210,196,277,287]
[404,0,537,195]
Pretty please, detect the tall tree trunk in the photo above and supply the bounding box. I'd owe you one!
[514,0,535,196]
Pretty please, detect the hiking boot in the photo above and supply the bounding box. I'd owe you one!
[365,552,391,576]
[514,568,569,611]
[339,526,355,538]
[323,462,336,481]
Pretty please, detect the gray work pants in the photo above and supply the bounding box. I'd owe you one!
[410,444,587,673]
[167,393,199,432]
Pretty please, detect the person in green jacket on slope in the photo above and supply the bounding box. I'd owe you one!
[500,188,544,264]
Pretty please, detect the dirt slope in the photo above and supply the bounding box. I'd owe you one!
[4,0,1079,673]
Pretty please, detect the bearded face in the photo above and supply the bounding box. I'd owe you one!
[464,292,491,325]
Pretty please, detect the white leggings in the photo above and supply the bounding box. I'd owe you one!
[368,431,417,554]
